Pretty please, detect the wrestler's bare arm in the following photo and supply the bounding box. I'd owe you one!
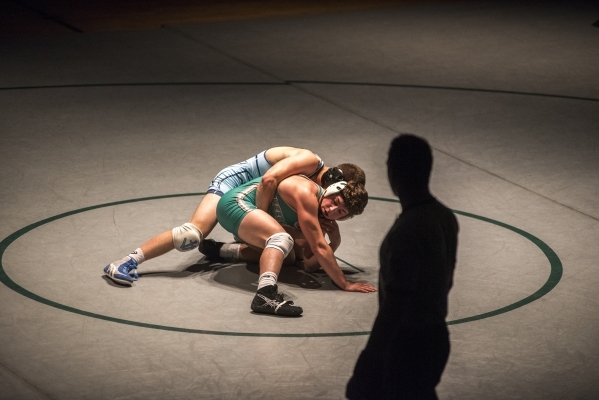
[255,147,322,212]
[302,219,341,272]
[282,177,375,293]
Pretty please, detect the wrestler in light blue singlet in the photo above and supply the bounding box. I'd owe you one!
[207,150,324,196]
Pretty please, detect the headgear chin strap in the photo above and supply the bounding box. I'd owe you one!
[321,181,354,221]
[321,167,344,188]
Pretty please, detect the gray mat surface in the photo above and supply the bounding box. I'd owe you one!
[1,1,598,399]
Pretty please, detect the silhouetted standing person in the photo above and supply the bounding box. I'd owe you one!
[346,134,458,400]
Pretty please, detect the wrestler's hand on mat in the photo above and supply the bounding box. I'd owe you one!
[343,282,377,293]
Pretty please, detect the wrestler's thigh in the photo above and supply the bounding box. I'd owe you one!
[237,210,285,249]
[189,193,220,235]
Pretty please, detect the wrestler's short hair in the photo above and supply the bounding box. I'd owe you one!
[340,181,368,217]
[337,163,366,186]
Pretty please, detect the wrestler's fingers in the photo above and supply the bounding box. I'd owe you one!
[355,283,377,293]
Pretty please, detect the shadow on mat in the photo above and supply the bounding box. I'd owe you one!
[140,257,359,293]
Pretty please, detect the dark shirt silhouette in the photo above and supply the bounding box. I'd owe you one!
[347,134,458,400]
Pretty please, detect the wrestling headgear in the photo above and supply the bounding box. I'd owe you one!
[321,166,344,188]
[321,181,354,221]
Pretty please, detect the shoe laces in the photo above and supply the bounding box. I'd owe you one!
[257,293,294,309]
[125,259,139,280]
[257,294,280,309]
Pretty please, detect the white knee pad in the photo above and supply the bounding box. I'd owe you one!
[172,223,203,252]
[265,232,294,258]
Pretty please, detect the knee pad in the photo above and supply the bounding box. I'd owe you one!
[172,223,203,252]
[265,232,294,258]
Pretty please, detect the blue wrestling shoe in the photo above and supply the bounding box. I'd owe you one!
[103,257,139,286]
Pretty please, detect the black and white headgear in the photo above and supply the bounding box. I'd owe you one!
[321,181,353,221]
[321,167,344,188]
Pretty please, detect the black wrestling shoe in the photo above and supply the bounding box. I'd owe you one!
[198,239,224,261]
[251,285,303,317]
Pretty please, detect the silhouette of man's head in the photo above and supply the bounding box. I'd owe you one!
[387,134,433,198]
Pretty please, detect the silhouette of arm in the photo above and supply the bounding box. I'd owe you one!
[347,225,419,396]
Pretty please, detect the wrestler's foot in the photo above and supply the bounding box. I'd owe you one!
[251,285,303,317]
[103,257,138,286]
[198,239,224,262]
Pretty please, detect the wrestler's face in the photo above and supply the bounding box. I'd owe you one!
[320,194,350,220]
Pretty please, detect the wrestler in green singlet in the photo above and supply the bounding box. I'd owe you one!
[216,176,324,237]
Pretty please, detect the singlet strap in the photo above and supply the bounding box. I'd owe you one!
[306,155,325,178]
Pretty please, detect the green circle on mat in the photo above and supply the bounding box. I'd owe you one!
[0,194,562,337]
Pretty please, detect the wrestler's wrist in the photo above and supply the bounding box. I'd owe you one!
[340,280,351,291]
